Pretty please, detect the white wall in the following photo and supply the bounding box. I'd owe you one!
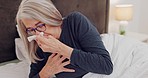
[109,0,148,34]
[139,0,148,34]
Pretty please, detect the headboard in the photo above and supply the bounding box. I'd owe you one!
[0,0,21,63]
[52,0,110,34]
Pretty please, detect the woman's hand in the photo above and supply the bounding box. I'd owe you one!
[39,53,75,78]
[36,35,73,59]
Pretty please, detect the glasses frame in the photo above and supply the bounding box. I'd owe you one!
[26,23,46,35]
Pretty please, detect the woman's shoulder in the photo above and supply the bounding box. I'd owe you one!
[68,11,84,17]
[65,11,87,21]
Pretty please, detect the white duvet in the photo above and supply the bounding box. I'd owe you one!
[0,34,148,78]
[83,34,148,78]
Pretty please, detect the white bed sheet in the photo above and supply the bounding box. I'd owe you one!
[0,60,30,78]
[83,34,148,78]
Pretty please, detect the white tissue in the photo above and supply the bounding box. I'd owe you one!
[27,32,44,42]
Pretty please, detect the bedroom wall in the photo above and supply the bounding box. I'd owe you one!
[109,0,148,34]
[138,0,148,34]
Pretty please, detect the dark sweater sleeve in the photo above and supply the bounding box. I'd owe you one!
[29,63,41,78]
[69,12,113,75]
[29,48,48,78]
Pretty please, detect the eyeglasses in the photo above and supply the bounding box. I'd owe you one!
[26,23,46,36]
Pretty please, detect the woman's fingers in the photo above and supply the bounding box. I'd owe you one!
[36,35,49,45]
[38,43,50,52]
[62,68,75,72]
[48,53,56,60]
[36,35,55,50]
[57,56,66,64]
[53,54,61,61]
[47,35,55,40]
[35,37,46,48]
[61,61,71,66]
[44,35,49,39]
[47,53,56,63]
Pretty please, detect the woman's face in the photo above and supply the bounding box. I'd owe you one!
[22,18,61,39]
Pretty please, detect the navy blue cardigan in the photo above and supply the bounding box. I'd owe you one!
[29,12,113,78]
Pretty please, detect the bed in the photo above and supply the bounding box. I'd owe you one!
[0,0,148,78]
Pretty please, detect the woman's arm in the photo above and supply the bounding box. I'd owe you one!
[67,12,113,75]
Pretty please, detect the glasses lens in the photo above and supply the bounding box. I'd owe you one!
[36,24,46,32]
[26,29,36,36]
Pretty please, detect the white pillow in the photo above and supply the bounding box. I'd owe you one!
[15,38,31,63]
[16,25,22,38]
[16,25,30,62]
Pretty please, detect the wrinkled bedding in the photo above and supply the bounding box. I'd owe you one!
[83,34,148,78]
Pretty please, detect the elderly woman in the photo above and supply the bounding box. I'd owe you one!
[16,0,113,78]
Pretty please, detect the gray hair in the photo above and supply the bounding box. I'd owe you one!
[16,0,62,63]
